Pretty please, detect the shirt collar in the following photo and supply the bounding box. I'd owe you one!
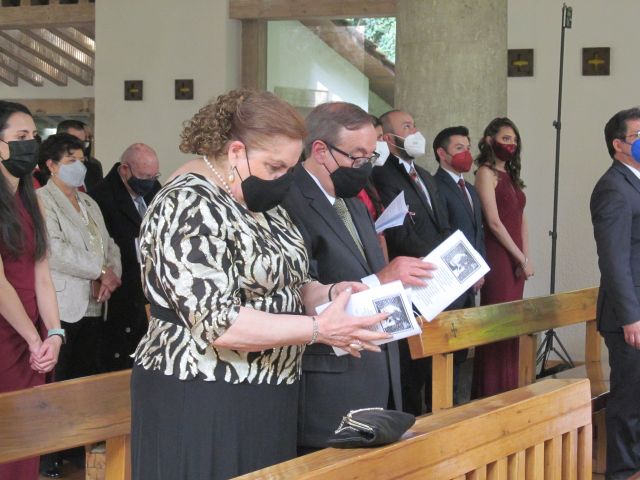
[304,165,336,205]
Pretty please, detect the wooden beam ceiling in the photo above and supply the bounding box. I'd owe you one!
[0,53,44,87]
[230,0,397,20]
[0,3,94,29]
[0,30,92,85]
[0,2,95,87]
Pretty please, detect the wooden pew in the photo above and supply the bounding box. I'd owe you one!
[407,287,608,471]
[0,370,132,480]
[236,379,593,479]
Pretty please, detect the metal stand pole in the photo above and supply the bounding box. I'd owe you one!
[537,3,575,378]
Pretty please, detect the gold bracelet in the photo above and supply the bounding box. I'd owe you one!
[307,316,319,345]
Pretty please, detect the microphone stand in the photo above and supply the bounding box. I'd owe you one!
[537,3,575,378]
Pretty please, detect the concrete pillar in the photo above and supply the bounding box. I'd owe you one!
[395,0,507,170]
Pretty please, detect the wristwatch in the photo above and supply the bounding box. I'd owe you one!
[48,328,66,344]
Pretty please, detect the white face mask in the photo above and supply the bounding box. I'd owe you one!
[57,160,87,188]
[374,140,390,167]
[403,132,427,158]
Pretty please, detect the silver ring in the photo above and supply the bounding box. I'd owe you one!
[349,339,363,351]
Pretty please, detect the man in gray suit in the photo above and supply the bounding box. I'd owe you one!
[282,102,434,454]
[591,107,640,480]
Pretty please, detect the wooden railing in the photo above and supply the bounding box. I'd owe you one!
[407,287,602,411]
[236,379,593,479]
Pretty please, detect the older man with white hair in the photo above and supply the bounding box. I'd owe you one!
[89,143,161,371]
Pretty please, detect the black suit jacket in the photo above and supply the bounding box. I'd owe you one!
[84,156,104,191]
[372,155,449,259]
[88,163,161,370]
[434,167,485,309]
[282,164,402,449]
[591,161,640,333]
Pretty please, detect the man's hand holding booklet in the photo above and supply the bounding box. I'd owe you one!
[315,230,490,356]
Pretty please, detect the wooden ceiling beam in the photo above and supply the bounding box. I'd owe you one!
[21,29,94,71]
[0,64,18,87]
[49,27,95,58]
[229,0,397,20]
[0,30,92,85]
[0,43,66,86]
[0,3,94,30]
[0,53,44,87]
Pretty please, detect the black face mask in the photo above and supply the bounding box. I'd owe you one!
[329,163,372,198]
[0,139,39,178]
[237,152,294,212]
[127,176,157,197]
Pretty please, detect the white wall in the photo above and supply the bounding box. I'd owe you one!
[507,0,634,359]
[267,21,369,111]
[94,0,240,174]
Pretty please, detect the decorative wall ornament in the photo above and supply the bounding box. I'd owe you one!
[175,79,194,100]
[582,47,610,76]
[124,80,143,101]
[508,49,534,77]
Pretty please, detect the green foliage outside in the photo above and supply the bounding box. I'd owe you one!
[345,17,396,64]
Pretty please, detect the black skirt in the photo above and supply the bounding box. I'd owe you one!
[131,365,299,480]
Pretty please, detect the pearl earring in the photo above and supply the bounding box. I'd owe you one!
[228,169,235,183]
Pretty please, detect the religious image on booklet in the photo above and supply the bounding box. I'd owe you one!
[374,294,414,334]
[441,240,481,284]
[314,280,421,356]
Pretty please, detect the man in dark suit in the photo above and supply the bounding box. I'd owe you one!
[282,102,434,454]
[433,126,485,404]
[89,143,161,371]
[372,109,450,416]
[591,107,640,480]
[57,119,103,191]
[433,125,485,310]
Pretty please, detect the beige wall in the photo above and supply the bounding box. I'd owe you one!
[94,0,240,174]
[507,0,637,359]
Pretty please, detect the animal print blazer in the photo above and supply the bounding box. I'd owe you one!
[133,174,311,384]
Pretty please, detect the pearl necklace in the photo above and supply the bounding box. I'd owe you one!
[203,155,235,200]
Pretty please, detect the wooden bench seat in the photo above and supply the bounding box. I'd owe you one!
[235,379,593,479]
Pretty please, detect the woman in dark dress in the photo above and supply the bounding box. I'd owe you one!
[131,90,390,480]
[472,117,534,398]
[0,101,64,479]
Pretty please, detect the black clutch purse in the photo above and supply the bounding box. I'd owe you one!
[327,407,416,448]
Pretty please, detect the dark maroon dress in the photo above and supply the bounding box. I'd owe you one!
[0,193,45,480]
[472,169,526,398]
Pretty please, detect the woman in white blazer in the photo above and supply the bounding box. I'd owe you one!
[37,133,122,381]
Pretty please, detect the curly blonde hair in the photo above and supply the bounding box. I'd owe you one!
[180,89,306,158]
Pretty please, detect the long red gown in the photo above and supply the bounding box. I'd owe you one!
[0,192,45,480]
[472,169,526,398]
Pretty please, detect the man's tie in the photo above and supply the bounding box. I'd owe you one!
[333,197,366,260]
[134,196,147,218]
[458,178,473,210]
[409,165,432,207]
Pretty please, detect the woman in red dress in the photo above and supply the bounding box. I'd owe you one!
[472,117,534,398]
[0,101,63,479]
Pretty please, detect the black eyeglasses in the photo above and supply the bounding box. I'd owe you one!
[625,131,640,140]
[326,142,380,168]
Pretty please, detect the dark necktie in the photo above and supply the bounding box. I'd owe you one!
[333,197,366,260]
[134,196,147,217]
[409,165,432,207]
[458,178,473,210]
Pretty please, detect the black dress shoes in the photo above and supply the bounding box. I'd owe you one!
[42,460,63,478]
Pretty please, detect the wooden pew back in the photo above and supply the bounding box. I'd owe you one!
[236,379,593,479]
[407,287,600,411]
[0,370,132,479]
